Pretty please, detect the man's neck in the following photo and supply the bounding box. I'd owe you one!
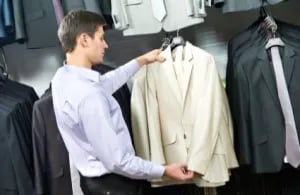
[65,52,92,69]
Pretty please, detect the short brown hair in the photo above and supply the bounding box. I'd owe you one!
[58,10,106,53]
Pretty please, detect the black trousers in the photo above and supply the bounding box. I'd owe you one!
[80,173,141,195]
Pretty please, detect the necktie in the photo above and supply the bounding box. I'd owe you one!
[112,0,129,30]
[266,38,300,168]
[52,0,64,24]
[151,0,167,22]
[193,0,206,17]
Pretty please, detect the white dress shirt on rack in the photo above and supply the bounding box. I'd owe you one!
[111,0,205,36]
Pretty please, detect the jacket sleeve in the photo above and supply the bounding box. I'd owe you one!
[32,103,47,195]
[145,65,166,165]
[226,42,251,166]
[187,55,222,175]
[130,68,151,160]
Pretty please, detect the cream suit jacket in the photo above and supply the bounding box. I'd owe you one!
[111,0,204,36]
[131,42,238,186]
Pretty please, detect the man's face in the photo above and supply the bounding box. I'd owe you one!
[86,26,108,65]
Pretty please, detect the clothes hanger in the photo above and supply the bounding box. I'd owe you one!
[259,0,268,19]
[0,47,9,85]
[259,0,285,49]
[259,0,278,39]
[264,16,278,38]
[170,26,185,51]
[161,33,173,50]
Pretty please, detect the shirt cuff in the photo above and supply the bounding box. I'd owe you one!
[129,59,140,71]
[150,164,165,179]
[124,59,140,77]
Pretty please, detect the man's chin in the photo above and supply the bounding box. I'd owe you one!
[92,60,103,66]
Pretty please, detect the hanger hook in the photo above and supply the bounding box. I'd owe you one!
[262,0,271,6]
[0,47,8,77]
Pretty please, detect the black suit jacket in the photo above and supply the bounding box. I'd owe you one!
[0,80,38,195]
[226,19,300,173]
[32,88,72,195]
[32,64,133,195]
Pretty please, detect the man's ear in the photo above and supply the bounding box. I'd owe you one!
[78,33,89,48]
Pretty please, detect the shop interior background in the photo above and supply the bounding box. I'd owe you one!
[1,0,299,96]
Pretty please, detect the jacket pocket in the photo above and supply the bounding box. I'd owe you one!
[53,167,64,178]
[26,10,44,22]
[126,0,143,5]
[254,134,268,145]
[162,132,177,146]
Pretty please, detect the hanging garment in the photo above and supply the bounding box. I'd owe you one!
[32,87,73,195]
[52,0,64,24]
[0,79,38,195]
[131,41,238,187]
[61,0,85,13]
[226,19,300,173]
[23,0,59,48]
[221,0,286,13]
[111,0,205,36]
[0,0,27,46]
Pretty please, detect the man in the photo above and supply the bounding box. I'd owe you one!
[51,10,194,195]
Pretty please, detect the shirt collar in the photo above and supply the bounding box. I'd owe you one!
[63,64,100,83]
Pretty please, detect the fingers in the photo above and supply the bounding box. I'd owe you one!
[181,170,194,181]
[184,170,194,178]
[152,49,165,63]
[177,170,194,181]
[153,49,165,62]
[156,55,165,62]
[165,163,194,181]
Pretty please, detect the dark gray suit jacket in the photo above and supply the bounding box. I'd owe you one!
[12,0,26,41]
[62,0,85,13]
[226,19,300,173]
[23,0,59,48]
[222,0,285,13]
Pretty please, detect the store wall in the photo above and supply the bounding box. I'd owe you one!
[2,0,300,96]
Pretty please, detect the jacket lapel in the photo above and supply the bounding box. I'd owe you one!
[257,44,296,106]
[161,46,182,106]
[282,46,296,88]
[181,42,194,109]
[257,47,280,106]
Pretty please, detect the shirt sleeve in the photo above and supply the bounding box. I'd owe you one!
[78,91,165,180]
[100,60,140,95]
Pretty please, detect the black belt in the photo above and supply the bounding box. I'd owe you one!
[80,173,140,194]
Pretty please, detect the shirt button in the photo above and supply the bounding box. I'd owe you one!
[106,192,111,195]
[184,134,186,139]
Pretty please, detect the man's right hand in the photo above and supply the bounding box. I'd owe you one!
[163,163,194,181]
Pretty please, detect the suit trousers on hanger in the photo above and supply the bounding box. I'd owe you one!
[80,173,140,195]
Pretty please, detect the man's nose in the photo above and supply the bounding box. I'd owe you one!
[104,40,108,49]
